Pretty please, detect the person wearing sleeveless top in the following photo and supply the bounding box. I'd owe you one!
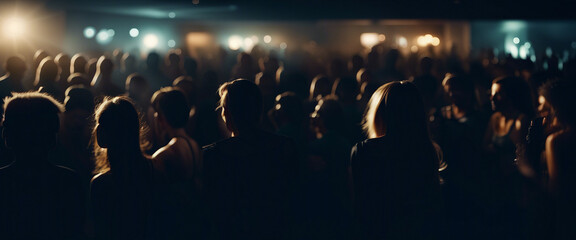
[149,87,205,239]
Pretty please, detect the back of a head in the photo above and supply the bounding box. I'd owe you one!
[147,52,160,69]
[167,51,181,65]
[122,53,136,71]
[71,54,87,74]
[33,50,49,69]
[219,79,263,130]
[314,96,344,131]
[35,58,59,86]
[364,81,428,140]
[333,76,359,103]
[97,56,114,75]
[310,75,331,101]
[95,96,141,148]
[151,87,189,129]
[275,91,304,123]
[65,86,95,113]
[55,53,71,70]
[5,56,27,77]
[443,74,475,109]
[2,92,64,152]
[67,73,91,87]
[173,76,196,105]
[126,73,148,93]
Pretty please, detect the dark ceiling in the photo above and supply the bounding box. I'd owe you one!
[17,0,576,20]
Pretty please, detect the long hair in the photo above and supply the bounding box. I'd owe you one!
[93,96,149,174]
[493,76,535,119]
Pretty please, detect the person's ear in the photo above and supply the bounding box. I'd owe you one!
[95,125,109,148]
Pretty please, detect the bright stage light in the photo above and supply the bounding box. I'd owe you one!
[96,29,112,45]
[143,34,159,48]
[228,35,243,50]
[513,37,520,44]
[263,35,272,44]
[3,16,26,39]
[244,37,254,51]
[168,39,176,48]
[280,42,287,50]
[360,33,379,48]
[168,12,176,19]
[129,28,139,37]
[84,27,96,39]
[107,29,115,37]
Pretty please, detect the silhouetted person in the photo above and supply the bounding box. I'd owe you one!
[231,52,258,82]
[149,87,205,239]
[91,56,123,99]
[541,79,576,240]
[55,53,71,91]
[165,50,185,83]
[67,72,91,88]
[34,57,65,102]
[332,76,364,143]
[70,54,88,75]
[0,56,27,108]
[142,52,167,92]
[203,79,300,240]
[304,96,352,239]
[0,92,85,239]
[86,58,98,81]
[90,96,154,240]
[51,86,95,185]
[351,81,444,240]
[412,57,440,111]
[268,91,307,153]
[125,73,151,113]
[120,53,138,86]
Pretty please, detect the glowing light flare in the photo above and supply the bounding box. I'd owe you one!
[143,34,159,48]
[96,29,112,45]
[280,42,287,50]
[228,35,243,50]
[398,37,408,48]
[186,32,212,47]
[107,29,115,37]
[360,33,379,48]
[244,37,254,51]
[263,35,272,43]
[168,12,176,18]
[250,35,259,44]
[411,46,418,53]
[129,28,139,37]
[3,16,26,39]
[513,37,520,44]
[168,39,176,48]
[378,34,386,42]
[84,27,96,39]
[431,37,440,46]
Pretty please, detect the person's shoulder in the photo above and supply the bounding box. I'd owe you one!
[547,130,576,148]
[91,171,112,188]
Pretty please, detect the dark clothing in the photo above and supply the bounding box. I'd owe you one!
[0,161,85,240]
[90,168,154,240]
[351,137,443,240]
[202,130,300,240]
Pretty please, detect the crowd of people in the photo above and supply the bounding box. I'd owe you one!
[0,42,575,240]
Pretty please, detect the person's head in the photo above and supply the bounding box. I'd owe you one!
[70,54,87,74]
[96,56,114,76]
[539,79,576,128]
[310,75,331,101]
[4,56,27,80]
[173,76,196,106]
[442,73,476,110]
[93,96,145,172]
[271,91,303,126]
[363,81,428,139]
[332,76,359,104]
[146,52,160,69]
[35,57,59,87]
[125,73,149,98]
[491,76,535,117]
[55,53,71,74]
[63,86,95,136]
[310,96,343,135]
[419,57,434,75]
[166,50,182,66]
[33,50,49,70]
[67,73,91,87]
[218,79,262,134]
[151,87,189,130]
[2,92,64,156]
[121,53,136,72]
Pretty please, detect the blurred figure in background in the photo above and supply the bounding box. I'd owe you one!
[55,53,71,92]
[34,57,64,102]
[91,56,123,99]
[71,53,88,75]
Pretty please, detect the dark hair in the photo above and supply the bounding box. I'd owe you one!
[2,92,64,149]
[35,57,59,87]
[539,79,576,128]
[493,76,535,118]
[218,79,263,130]
[93,96,146,173]
[313,96,343,131]
[442,74,476,110]
[64,86,95,113]
[4,56,27,74]
[151,87,189,129]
